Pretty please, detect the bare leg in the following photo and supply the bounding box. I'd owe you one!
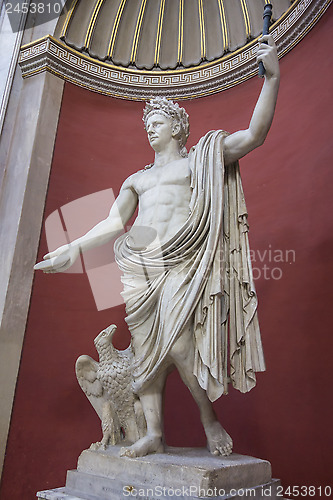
[171,328,233,456]
[120,369,168,458]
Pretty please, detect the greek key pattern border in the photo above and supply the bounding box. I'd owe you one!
[19,0,331,100]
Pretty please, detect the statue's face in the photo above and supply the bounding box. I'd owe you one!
[146,113,174,152]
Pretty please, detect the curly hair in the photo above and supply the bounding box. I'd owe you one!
[143,97,190,157]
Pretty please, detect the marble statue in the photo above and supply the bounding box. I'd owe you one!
[76,324,146,449]
[34,35,280,459]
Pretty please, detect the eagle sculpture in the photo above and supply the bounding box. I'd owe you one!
[75,324,146,449]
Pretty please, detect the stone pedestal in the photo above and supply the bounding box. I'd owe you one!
[37,446,281,499]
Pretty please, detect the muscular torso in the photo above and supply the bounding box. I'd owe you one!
[129,158,192,247]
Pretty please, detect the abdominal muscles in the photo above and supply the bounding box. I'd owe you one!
[130,183,192,249]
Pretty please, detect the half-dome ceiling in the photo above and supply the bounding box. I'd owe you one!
[20,0,329,99]
[60,0,293,70]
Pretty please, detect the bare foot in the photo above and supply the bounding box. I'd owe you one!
[120,435,164,458]
[204,420,233,456]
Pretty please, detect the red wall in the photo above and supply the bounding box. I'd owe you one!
[1,9,333,499]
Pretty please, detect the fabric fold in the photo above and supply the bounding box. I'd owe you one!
[114,131,265,402]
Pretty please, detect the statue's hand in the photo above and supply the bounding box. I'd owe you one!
[257,35,279,79]
[34,243,80,273]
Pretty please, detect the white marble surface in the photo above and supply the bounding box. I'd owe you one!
[76,446,272,492]
[0,1,67,479]
[37,447,282,499]
[35,56,279,457]
[0,71,64,479]
[0,1,26,134]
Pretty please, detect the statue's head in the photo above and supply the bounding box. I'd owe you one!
[143,97,190,157]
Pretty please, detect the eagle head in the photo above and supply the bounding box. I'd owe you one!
[94,324,117,351]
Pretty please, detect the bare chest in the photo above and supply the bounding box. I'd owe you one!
[134,159,191,197]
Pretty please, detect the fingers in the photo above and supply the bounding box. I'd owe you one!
[256,49,268,64]
[257,43,275,56]
[34,253,70,273]
[258,34,275,46]
[34,261,46,271]
[256,42,276,62]
[256,51,270,65]
[43,243,69,260]
[256,35,279,78]
[43,250,61,260]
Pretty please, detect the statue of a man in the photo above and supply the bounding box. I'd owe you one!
[35,36,279,459]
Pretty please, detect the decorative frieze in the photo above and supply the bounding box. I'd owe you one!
[19,0,331,100]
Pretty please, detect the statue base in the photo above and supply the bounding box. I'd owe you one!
[37,446,282,499]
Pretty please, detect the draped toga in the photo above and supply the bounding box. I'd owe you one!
[114,131,265,402]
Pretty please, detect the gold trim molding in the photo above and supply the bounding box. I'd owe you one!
[19,0,331,100]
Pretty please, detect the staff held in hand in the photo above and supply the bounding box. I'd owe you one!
[259,3,273,77]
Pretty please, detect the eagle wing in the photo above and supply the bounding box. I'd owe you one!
[75,355,105,420]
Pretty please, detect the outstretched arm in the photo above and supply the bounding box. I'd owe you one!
[34,178,138,273]
[223,35,280,166]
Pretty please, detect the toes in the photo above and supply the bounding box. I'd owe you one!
[121,447,137,458]
[223,444,233,456]
[210,442,233,456]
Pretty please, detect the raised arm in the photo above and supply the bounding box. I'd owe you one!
[34,177,138,273]
[223,35,280,166]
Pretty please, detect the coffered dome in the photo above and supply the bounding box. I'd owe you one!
[20,0,329,99]
[59,0,292,70]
